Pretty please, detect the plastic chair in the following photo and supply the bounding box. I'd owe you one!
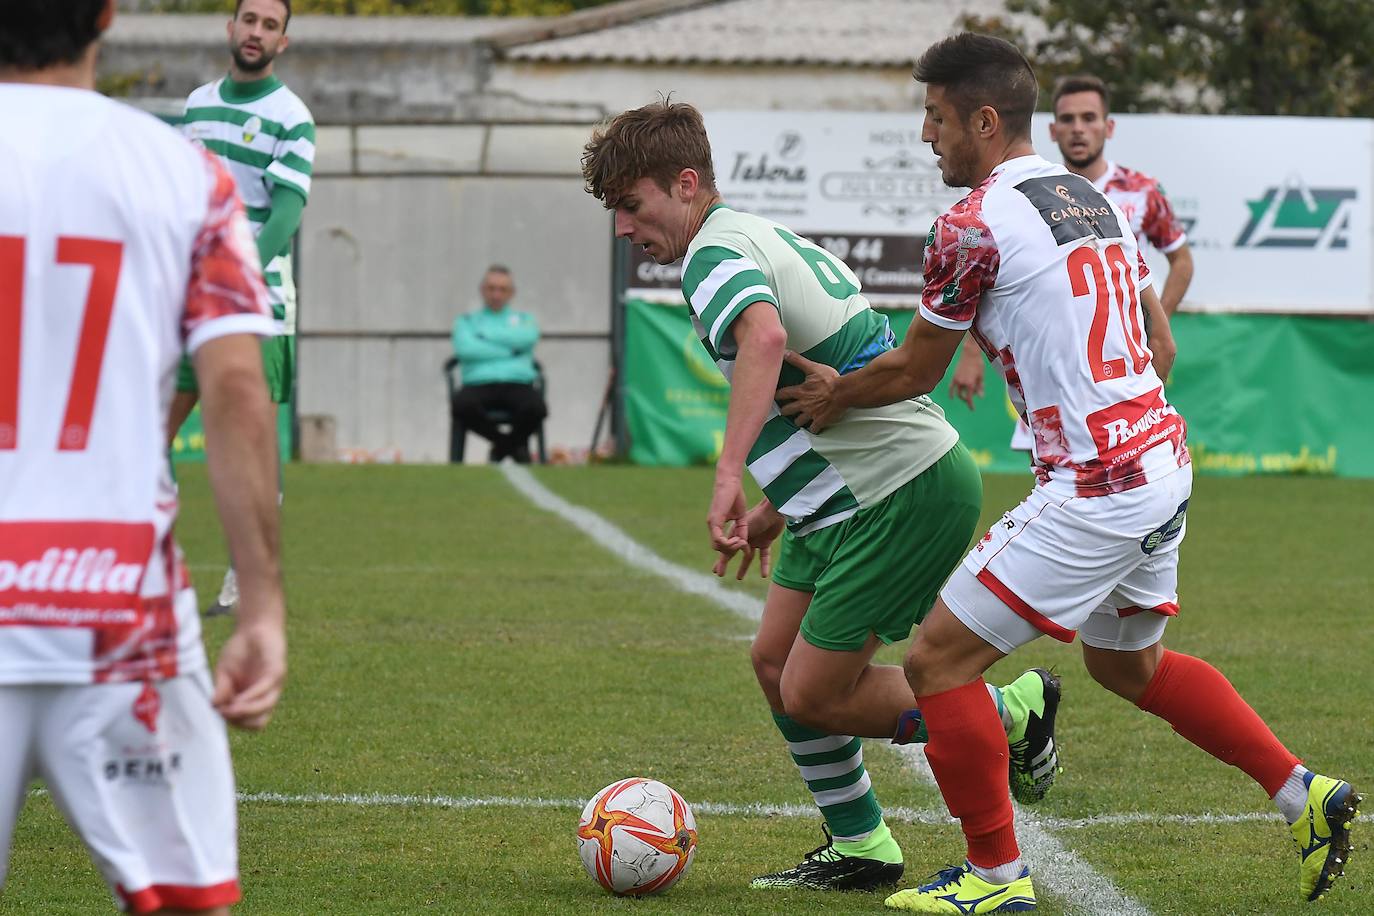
[444,356,547,464]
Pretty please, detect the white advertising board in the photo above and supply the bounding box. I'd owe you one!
[627,109,1374,315]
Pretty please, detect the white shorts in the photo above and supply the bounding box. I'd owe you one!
[0,670,239,913]
[943,465,1192,654]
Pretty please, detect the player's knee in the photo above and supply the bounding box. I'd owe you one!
[750,641,785,699]
[1082,644,1160,703]
[777,670,829,730]
[902,641,939,696]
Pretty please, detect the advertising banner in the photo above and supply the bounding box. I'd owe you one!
[626,111,1374,315]
[1028,113,1374,314]
[624,300,1374,478]
[171,404,294,463]
[619,109,1374,477]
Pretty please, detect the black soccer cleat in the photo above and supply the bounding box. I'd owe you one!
[750,825,904,891]
[1006,667,1062,804]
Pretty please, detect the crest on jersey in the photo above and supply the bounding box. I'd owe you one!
[243,115,263,144]
[1014,174,1122,244]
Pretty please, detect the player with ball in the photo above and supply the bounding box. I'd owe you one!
[582,101,1061,895]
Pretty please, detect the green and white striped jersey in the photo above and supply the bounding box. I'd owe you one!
[682,205,958,535]
[182,75,314,333]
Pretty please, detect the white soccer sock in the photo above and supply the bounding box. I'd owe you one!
[970,857,1025,885]
[1274,764,1311,824]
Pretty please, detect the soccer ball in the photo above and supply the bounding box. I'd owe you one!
[576,777,698,895]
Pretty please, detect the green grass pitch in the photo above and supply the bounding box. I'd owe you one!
[1,465,1369,914]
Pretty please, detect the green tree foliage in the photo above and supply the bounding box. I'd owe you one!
[152,0,622,14]
[966,0,1374,116]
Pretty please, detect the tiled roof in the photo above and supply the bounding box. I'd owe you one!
[503,0,1013,66]
[105,13,531,47]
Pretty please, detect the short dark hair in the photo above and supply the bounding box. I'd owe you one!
[582,100,717,206]
[914,32,1038,138]
[1052,74,1110,114]
[0,0,106,71]
[484,265,512,277]
[235,0,293,30]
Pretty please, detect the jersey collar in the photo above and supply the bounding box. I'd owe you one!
[219,74,283,104]
[1090,160,1118,192]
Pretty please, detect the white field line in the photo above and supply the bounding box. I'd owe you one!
[23,786,1282,830]
[499,465,1151,915]
[237,792,1280,831]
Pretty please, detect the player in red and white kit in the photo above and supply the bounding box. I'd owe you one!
[950,73,1195,451]
[0,2,286,913]
[779,32,1358,913]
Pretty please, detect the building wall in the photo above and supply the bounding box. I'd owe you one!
[300,123,612,463]
[490,60,921,115]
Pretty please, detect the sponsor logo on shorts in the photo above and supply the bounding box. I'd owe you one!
[1141,500,1188,555]
[104,752,182,784]
[133,682,160,734]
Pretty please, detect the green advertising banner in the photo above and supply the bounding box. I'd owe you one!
[623,299,1374,478]
[171,404,294,463]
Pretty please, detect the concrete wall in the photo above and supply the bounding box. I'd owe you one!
[300,122,611,463]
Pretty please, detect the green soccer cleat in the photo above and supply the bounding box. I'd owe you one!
[751,825,904,891]
[885,862,1036,913]
[1290,772,1361,901]
[1002,668,1062,804]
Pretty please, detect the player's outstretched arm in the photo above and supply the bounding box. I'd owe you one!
[196,334,287,731]
[778,315,964,432]
[1141,284,1177,380]
[709,302,787,560]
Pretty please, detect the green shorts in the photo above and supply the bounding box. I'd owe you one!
[176,334,294,404]
[772,440,984,652]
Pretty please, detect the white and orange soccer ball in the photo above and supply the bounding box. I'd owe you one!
[576,777,698,896]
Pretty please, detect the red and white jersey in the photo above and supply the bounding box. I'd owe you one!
[1095,161,1187,255]
[0,86,274,684]
[922,155,1188,497]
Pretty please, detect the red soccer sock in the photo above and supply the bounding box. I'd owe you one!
[919,678,1019,868]
[1137,650,1300,796]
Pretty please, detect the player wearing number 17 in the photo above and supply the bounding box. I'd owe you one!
[778,32,1359,912]
[0,2,287,912]
[583,102,1063,894]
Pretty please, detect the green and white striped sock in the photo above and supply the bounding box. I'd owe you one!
[772,712,888,848]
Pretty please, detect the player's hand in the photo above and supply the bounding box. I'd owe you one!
[712,500,785,580]
[776,351,844,433]
[949,350,985,409]
[707,475,749,557]
[212,618,286,731]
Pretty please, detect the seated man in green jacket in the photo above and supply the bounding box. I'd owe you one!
[451,265,547,463]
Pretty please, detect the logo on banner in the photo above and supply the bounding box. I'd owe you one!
[1235,176,1357,249]
[819,149,960,226]
[729,132,808,183]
